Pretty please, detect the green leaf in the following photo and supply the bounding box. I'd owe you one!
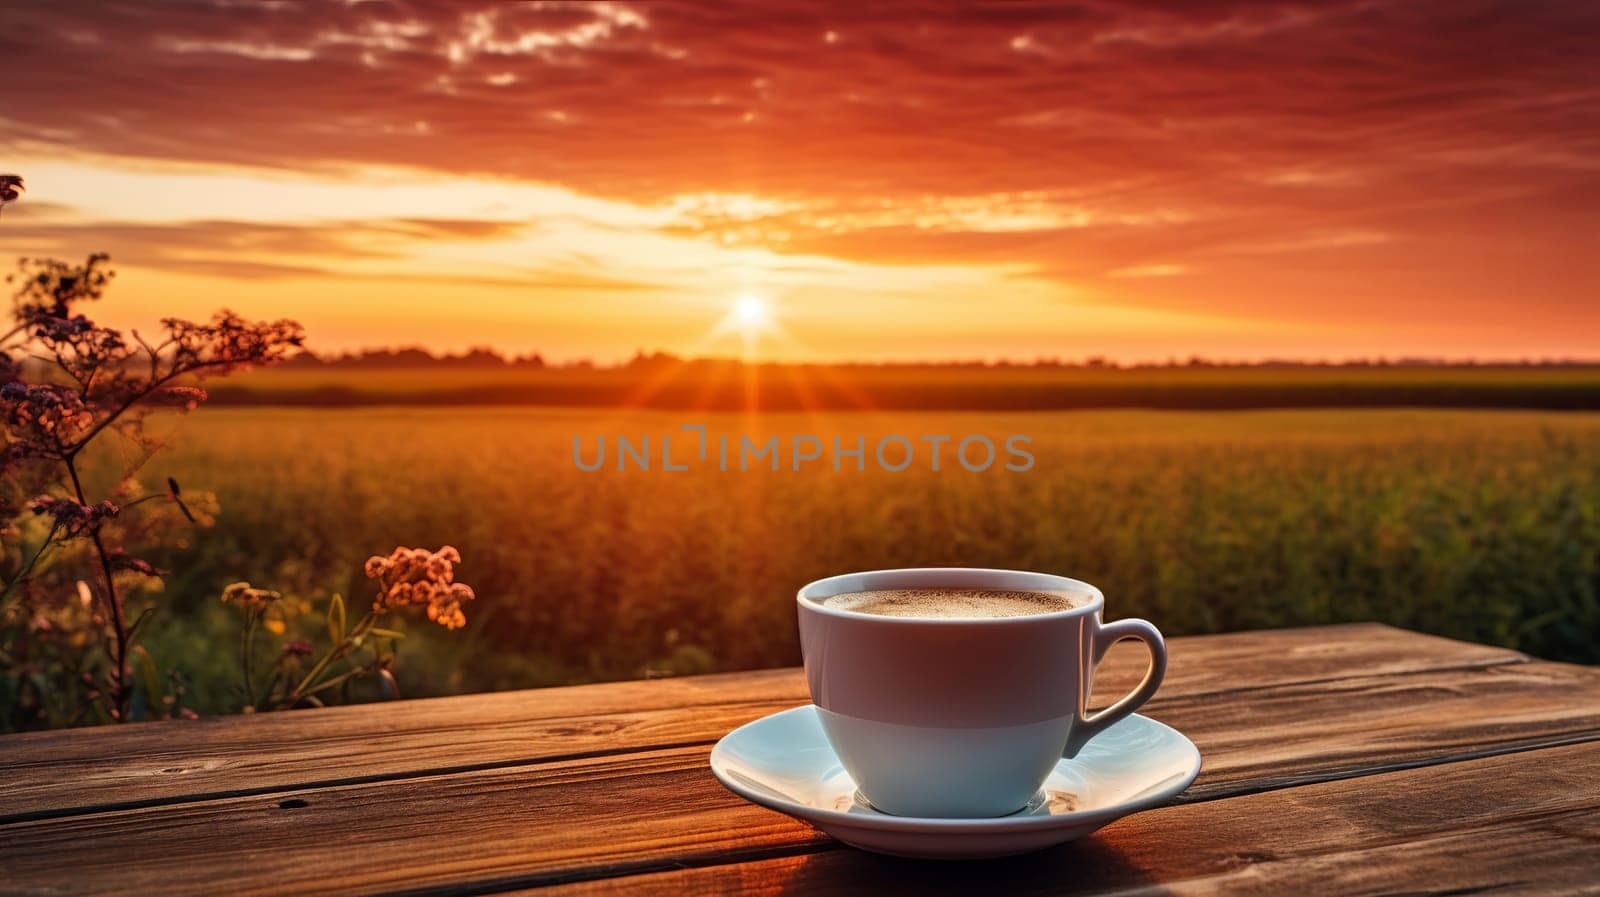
[368,627,406,640]
[328,593,346,644]
[130,645,164,713]
[125,607,157,646]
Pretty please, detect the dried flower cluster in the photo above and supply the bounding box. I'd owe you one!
[1,242,304,726]
[366,546,475,629]
[4,179,473,729]
[0,175,20,216]
[221,546,474,712]
[2,383,94,461]
[27,495,120,537]
[280,640,314,658]
[220,582,283,611]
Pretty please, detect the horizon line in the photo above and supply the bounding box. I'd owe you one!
[276,346,1600,370]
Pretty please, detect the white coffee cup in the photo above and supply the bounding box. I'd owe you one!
[797,567,1166,818]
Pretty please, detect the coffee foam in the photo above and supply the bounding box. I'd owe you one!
[823,587,1083,619]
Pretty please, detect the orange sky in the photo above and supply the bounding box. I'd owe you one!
[1,1,1597,362]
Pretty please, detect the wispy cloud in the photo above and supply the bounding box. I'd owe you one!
[1108,264,1189,279]
[1220,230,1394,255]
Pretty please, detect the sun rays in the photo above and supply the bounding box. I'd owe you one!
[715,293,780,359]
[612,291,882,415]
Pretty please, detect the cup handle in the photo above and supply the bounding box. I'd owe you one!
[1064,617,1167,758]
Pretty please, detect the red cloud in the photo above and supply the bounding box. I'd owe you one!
[2,1,1597,346]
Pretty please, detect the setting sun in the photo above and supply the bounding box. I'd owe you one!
[732,294,772,334]
[705,292,782,358]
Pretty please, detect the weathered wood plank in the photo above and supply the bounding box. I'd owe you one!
[0,659,1593,896]
[0,624,1526,822]
[535,741,1600,897]
[1170,660,1600,800]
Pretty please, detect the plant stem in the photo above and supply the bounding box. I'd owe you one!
[286,610,377,705]
[64,357,241,459]
[0,522,62,604]
[256,671,283,712]
[296,667,368,700]
[63,454,130,719]
[240,613,258,709]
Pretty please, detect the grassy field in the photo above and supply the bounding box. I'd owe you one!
[98,407,1600,715]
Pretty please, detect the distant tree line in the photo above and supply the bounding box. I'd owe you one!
[284,347,548,369]
[282,347,1600,371]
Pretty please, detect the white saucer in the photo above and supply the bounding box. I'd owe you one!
[710,705,1201,859]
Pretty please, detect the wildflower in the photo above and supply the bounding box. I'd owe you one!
[154,385,208,411]
[28,494,118,536]
[164,310,304,375]
[29,312,100,342]
[3,382,95,449]
[108,550,164,577]
[426,583,474,630]
[280,640,314,658]
[30,495,87,525]
[220,582,282,611]
[0,249,306,724]
[365,545,475,629]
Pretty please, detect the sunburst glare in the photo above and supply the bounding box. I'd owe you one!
[732,294,772,336]
[706,292,781,359]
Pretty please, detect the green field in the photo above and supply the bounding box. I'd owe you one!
[92,406,1600,716]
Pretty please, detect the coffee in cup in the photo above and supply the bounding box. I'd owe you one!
[823,587,1086,619]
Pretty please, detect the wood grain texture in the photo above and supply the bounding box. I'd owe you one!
[1,658,1594,895]
[1169,660,1600,800]
[535,741,1600,897]
[0,624,1524,823]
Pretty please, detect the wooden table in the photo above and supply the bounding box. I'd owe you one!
[1,623,1597,895]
